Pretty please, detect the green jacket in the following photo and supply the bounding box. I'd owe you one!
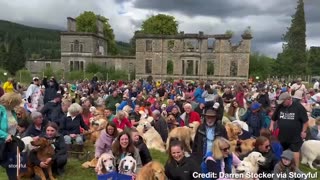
[0,105,17,143]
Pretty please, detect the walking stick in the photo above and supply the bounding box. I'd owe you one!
[16,145,20,179]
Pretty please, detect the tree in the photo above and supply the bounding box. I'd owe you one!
[0,44,7,69]
[5,37,25,75]
[76,11,118,55]
[249,53,275,80]
[141,14,178,35]
[277,0,306,75]
[308,47,320,75]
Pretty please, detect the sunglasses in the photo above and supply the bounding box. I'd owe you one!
[265,145,271,149]
[221,146,230,152]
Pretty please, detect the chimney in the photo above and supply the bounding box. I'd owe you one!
[96,17,104,37]
[67,17,76,32]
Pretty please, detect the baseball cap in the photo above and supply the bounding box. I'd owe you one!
[277,92,291,104]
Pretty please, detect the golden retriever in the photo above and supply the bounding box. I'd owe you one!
[236,151,266,174]
[225,122,242,152]
[166,121,200,153]
[95,153,115,175]
[137,119,166,152]
[136,161,166,180]
[118,155,137,176]
[237,138,256,157]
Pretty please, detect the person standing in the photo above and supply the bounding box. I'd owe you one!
[290,78,308,103]
[3,78,15,93]
[270,92,308,168]
[25,77,42,112]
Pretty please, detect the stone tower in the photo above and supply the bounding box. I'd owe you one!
[60,17,107,72]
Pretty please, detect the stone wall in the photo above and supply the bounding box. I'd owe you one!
[26,60,64,74]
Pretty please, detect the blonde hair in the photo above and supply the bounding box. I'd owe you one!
[62,99,72,106]
[116,110,126,119]
[212,137,231,160]
[316,117,320,126]
[0,93,22,110]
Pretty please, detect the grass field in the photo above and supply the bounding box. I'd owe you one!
[1,147,319,180]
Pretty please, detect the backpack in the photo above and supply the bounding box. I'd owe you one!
[200,151,214,180]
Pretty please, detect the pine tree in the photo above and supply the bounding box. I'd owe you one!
[5,37,26,75]
[277,0,306,75]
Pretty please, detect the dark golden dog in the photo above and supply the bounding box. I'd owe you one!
[136,161,166,180]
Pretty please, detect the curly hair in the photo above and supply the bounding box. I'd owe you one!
[0,93,22,110]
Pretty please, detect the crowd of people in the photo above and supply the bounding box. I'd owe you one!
[0,75,319,180]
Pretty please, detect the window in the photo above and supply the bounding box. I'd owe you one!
[74,40,79,52]
[207,61,214,75]
[45,63,51,68]
[230,61,238,76]
[167,60,173,74]
[186,60,194,75]
[182,60,185,75]
[70,44,74,52]
[80,44,83,52]
[74,61,79,71]
[146,40,152,52]
[70,61,74,71]
[145,59,152,74]
[207,38,215,52]
[80,61,84,71]
[195,61,199,75]
[168,40,174,51]
[184,39,199,52]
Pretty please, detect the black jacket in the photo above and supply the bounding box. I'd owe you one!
[25,124,45,137]
[192,121,228,165]
[59,114,89,135]
[43,78,59,104]
[151,117,168,142]
[165,156,201,180]
[50,107,66,126]
[41,101,61,122]
[29,134,67,166]
[134,136,152,165]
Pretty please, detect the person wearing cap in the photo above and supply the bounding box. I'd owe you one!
[42,76,59,104]
[192,108,227,165]
[41,93,62,123]
[242,102,267,137]
[270,92,309,168]
[273,150,306,180]
[25,77,41,112]
[290,78,308,103]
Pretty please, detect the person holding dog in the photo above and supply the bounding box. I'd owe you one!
[0,92,23,180]
[112,131,142,177]
[29,122,67,177]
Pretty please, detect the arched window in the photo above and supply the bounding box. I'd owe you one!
[74,40,79,52]
[230,60,238,76]
[167,60,173,74]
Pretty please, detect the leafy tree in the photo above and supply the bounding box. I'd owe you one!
[5,37,25,75]
[277,0,306,75]
[76,11,118,55]
[141,14,178,35]
[308,47,320,75]
[249,53,275,80]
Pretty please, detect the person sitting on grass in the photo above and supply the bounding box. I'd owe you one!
[130,128,152,166]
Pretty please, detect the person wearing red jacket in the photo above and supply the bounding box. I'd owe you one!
[113,110,132,130]
[180,103,200,127]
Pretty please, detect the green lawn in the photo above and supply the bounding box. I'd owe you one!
[1,149,319,180]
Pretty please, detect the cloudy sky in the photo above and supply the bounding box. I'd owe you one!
[0,0,319,57]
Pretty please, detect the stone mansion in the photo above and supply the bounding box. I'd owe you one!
[26,17,252,81]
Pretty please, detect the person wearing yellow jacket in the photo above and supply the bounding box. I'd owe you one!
[3,78,14,93]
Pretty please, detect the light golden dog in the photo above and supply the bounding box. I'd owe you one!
[95,153,115,175]
[238,138,256,157]
[166,121,200,153]
[225,122,242,152]
[137,119,166,152]
[165,114,179,132]
[136,161,166,180]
